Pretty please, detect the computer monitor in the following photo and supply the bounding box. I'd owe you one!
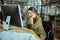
[1,4,23,27]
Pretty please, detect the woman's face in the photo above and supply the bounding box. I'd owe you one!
[28,10,33,17]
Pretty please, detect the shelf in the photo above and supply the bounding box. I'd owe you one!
[56,18,60,21]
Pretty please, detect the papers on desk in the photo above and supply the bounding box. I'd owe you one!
[0,31,38,40]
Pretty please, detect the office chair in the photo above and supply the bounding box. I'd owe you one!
[42,21,54,40]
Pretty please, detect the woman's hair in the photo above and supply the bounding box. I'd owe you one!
[28,7,37,14]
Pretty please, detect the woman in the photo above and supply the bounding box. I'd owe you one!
[26,7,46,40]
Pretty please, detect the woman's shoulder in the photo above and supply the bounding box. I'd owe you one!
[37,16,41,20]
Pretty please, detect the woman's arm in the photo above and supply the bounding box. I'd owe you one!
[31,16,46,40]
[26,18,33,28]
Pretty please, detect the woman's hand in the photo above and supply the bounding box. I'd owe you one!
[28,17,33,25]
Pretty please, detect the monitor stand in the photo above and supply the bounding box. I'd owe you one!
[3,16,11,31]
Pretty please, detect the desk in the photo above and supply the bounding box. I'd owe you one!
[0,24,41,40]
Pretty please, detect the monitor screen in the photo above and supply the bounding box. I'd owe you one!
[1,4,23,27]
